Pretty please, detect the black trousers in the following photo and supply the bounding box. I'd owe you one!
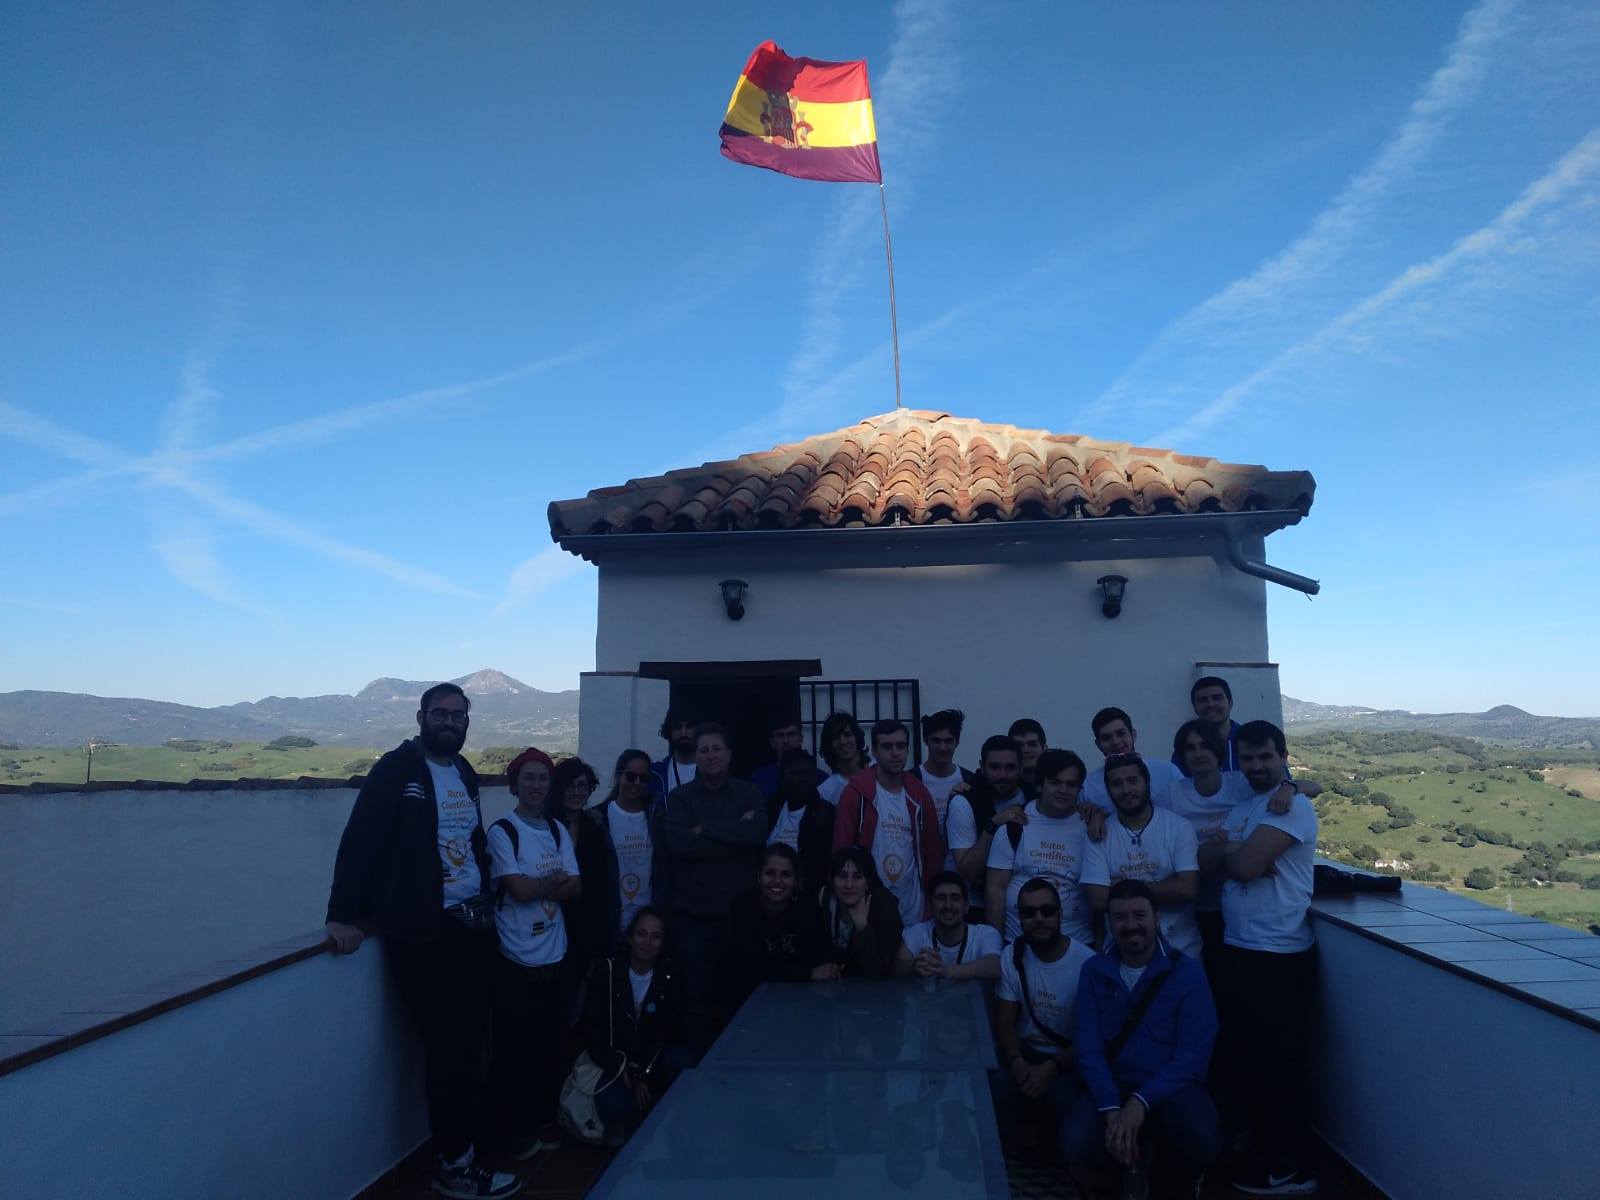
[488,955,567,1138]
[383,921,498,1162]
[1213,942,1318,1168]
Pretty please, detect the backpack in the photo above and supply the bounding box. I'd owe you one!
[490,815,562,910]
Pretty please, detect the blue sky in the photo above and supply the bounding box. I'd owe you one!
[3,1,1596,716]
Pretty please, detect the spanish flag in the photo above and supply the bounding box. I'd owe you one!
[719,40,881,184]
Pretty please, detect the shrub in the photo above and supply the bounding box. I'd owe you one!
[1457,836,1478,849]
[267,735,317,750]
[1417,834,1433,843]
[1368,820,1389,835]
[1464,868,1497,891]
[1585,876,1600,891]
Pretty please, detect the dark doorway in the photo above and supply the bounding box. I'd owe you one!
[639,660,822,781]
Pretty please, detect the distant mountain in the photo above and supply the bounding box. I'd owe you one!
[0,669,579,749]
[1283,695,1598,748]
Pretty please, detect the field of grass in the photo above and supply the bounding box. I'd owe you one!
[0,742,539,786]
[1291,732,1600,933]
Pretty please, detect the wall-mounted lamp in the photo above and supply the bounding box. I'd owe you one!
[1097,574,1128,619]
[719,578,749,621]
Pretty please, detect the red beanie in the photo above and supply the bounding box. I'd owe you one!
[505,747,556,783]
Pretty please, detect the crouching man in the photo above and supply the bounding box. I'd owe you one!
[1063,880,1220,1199]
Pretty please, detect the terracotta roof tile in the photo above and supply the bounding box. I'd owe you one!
[548,410,1315,540]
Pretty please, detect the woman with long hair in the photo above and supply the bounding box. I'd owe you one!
[817,846,902,980]
[726,843,831,1004]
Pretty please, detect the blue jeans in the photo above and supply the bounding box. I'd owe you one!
[593,1044,695,1131]
[989,1045,1084,1141]
[1060,1082,1221,1172]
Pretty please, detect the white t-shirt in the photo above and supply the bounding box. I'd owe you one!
[661,757,696,793]
[767,799,807,850]
[872,786,924,925]
[819,771,851,807]
[996,937,1097,1055]
[488,811,581,967]
[428,760,482,906]
[628,967,653,1011]
[1165,770,1255,912]
[1119,961,1148,992]
[902,919,1002,968]
[1220,791,1319,953]
[916,765,967,828]
[1081,806,1201,956]
[946,788,1026,877]
[606,803,654,933]
[987,803,1095,944]
[1082,757,1184,815]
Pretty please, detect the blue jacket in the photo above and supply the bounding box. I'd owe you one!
[1072,938,1216,1113]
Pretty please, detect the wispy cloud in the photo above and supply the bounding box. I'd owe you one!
[492,547,588,617]
[1152,128,1600,446]
[1082,0,1523,428]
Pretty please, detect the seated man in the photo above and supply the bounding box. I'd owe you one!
[991,878,1096,1146]
[1082,754,1201,956]
[1063,880,1220,1198]
[894,870,1002,982]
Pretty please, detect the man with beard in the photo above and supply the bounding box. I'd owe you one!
[1082,755,1201,956]
[1063,880,1220,1199]
[1204,721,1320,1196]
[325,683,520,1200]
[651,705,699,805]
[893,870,1002,981]
[992,877,1097,1145]
[985,749,1096,946]
[945,735,1029,917]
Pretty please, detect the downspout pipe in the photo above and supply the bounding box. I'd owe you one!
[1224,530,1321,595]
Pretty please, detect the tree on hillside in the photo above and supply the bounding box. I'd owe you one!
[1464,868,1497,891]
[267,735,317,750]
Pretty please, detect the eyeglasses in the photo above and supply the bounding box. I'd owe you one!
[621,771,649,784]
[1018,904,1060,919]
[425,708,470,725]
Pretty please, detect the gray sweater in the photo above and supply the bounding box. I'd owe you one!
[663,775,767,917]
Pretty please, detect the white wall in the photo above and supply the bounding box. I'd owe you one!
[0,943,427,1200]
[587,542,1274,771]
[1311,917,1600,1197]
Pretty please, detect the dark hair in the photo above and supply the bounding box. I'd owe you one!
[829,845,881,890]
[694,721,730,750]
[551,757,598,813]
[602,748,653,804]
[419,682,470,714]
[1236,719,1287,757]
[625,905,667,939]
[778,747,818,774]
[979,734,1020,764]
[1017,876,1061,907]
[927,869,967,898]
[767,711,802,736]
[761,842,801,873]
[1091,706,1132,738]
[1173,718,1227,767]
[1102,752,1150,787]
[1107,879,1155,908]
[1035,748,1086,785]
[870,718,909,748]
[1007,718,1046,744]
[657,705,698,742]
[819,712,867,772]
[921,709,965,740]
[1190,675,1233,704]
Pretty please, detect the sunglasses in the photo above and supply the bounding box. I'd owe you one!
[1018,904,1060,919]
[621,771,649,784]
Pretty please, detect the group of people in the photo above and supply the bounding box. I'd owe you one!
[326,676,1323,1199]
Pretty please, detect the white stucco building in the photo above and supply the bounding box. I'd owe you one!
[548,410,1317,777]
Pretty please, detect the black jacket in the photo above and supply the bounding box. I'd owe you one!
[582,953,685,1083]
[726,886,829,1001]
[572,798,672,960]
[763,790,835,892]
[819,888,904,980]
[325,739,489,943]
[663,776,767,917]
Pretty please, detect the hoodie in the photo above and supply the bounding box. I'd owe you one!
[832,766,945,916]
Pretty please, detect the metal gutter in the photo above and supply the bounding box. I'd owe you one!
[1224,528,1321,595]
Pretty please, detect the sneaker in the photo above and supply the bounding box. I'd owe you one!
[432,1151,521,1199]
[505,1134,546,1162]
[1230,1164,1318,1195]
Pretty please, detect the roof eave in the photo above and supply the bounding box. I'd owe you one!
[552,508,1309,564]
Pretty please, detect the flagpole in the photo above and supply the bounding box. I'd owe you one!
[877,182,903,409]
